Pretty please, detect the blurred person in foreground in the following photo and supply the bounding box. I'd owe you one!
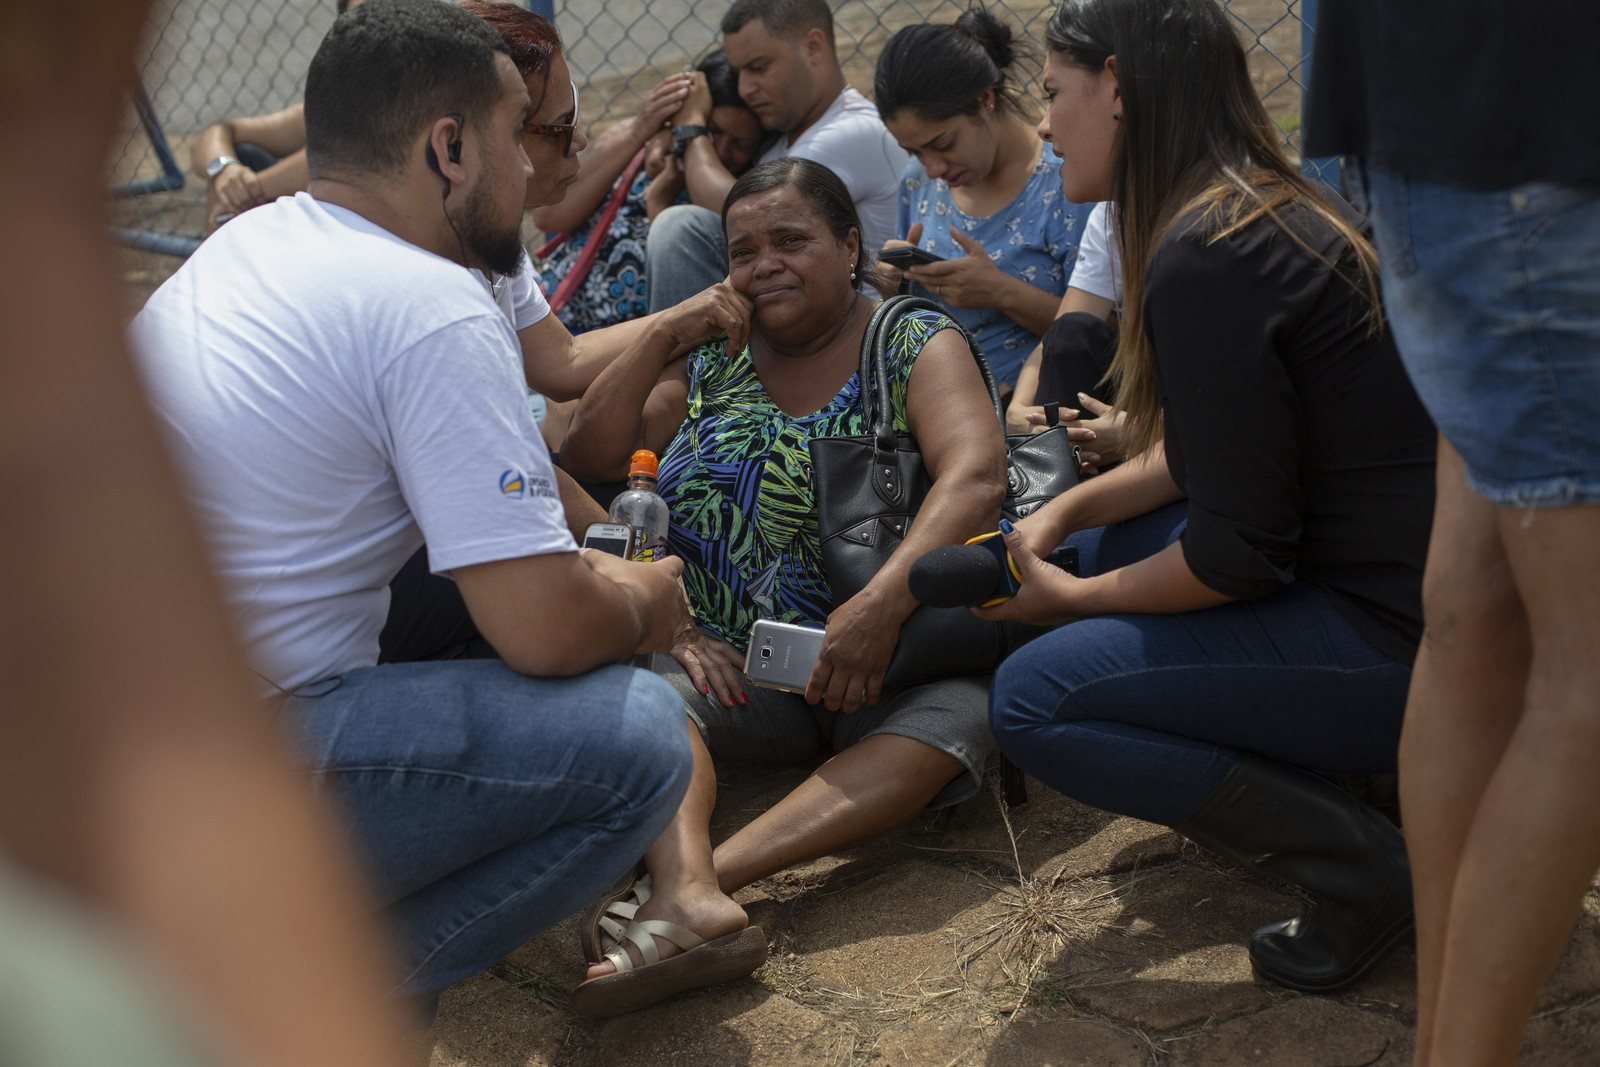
[1,1,409,1063]
[1308,3,1600,1063]
[129,0,754,1006]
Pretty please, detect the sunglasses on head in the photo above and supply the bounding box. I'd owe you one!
[522,79,581,156]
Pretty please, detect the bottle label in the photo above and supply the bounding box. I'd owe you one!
[632,532,670,562]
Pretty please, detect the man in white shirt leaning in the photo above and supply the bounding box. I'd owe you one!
[646,0,909,311]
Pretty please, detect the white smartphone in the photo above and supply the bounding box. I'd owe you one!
[744,619,826,694]
[581,521,635,558]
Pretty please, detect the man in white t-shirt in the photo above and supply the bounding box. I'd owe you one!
[130,0,748,1007]
[645,0,909,311]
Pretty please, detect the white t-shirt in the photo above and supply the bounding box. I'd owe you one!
[478,250,552,424]
[480,248,551,331]
[760,87,909,263]
[131,193,575,692]
[1068,201,1123,307]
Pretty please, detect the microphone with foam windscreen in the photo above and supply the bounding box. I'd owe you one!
[908,532,1080,608]
[908,533,1019,608]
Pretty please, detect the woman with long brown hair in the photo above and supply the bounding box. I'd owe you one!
[983,0,1436,994]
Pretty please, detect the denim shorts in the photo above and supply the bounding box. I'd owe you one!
[1351,162,1600,507]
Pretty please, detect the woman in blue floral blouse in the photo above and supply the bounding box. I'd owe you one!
[873,6,1093,389]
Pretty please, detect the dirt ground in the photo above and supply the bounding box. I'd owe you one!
[421,761,1600,1066]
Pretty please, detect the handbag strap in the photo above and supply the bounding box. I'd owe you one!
[856,296,1003,452]
[537,147,648,314]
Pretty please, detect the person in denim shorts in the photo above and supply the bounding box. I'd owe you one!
[1308,3,1600,1062]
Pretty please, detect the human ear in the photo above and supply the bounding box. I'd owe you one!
[423,114,465,195]
[802,27,827,64]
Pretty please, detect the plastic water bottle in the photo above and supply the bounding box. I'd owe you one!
[609,449,671,561]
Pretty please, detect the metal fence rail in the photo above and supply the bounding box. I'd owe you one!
[110,0,1318,258]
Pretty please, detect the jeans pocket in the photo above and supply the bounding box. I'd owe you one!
[1361,165,1418,280]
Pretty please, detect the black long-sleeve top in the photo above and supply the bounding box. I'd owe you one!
[1147,197,1435,665]
[1303,0,1600,188]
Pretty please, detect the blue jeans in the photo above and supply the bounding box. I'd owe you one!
[282,659,690,997]
[645,204,726,313]
[990,502,1412,827]
[1350,162,1600,508]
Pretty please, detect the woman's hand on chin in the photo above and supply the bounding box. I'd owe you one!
[806,592,900,714]
[659,281,754,355]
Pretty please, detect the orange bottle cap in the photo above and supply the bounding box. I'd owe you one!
[628,449,659,478]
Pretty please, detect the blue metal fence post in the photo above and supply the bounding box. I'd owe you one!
[1300,0,1342,192]
[521,0,555,24]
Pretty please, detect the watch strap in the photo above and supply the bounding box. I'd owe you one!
[205,154,241,181]
[669,125,710,158]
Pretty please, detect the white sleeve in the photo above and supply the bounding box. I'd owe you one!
[786,117,903,204]
[377,311,574,574]
[1067,202,1122,305]
[508,248,551,331]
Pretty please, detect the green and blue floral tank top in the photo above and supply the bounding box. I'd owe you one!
[658,307,955,652]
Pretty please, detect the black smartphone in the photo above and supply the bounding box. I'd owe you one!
[581,521,634,558]
[878,246,946,269]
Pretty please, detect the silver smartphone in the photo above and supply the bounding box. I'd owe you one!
[581,521,634,558]
[744,619,825,694]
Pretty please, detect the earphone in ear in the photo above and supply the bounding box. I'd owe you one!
[423,112,466,182]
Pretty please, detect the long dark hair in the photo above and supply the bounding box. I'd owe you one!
[698,49,745,111]
[1046,0,1381,456]
[875,6,1036,124]
[722,157,883,289]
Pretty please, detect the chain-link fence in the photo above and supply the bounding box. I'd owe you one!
[110,0,1324,259]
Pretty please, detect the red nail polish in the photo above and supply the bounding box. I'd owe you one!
[699,683,709,695]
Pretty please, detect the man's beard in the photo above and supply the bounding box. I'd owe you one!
[454,176,525,277]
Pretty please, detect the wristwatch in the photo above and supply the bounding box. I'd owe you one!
[668,125,710,159]
[204,154,240,181]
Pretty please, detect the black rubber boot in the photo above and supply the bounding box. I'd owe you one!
[1175,754,1414,993]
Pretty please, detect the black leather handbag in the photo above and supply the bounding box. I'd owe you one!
[808,296,1079,692]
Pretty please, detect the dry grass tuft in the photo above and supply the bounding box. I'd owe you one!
[954,780,1155,1019]
[488,960,568,1009]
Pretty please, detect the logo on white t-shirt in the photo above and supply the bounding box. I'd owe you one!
[500,467,557,501]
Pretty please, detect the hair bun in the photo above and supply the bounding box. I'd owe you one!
[954,6,1017,71]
